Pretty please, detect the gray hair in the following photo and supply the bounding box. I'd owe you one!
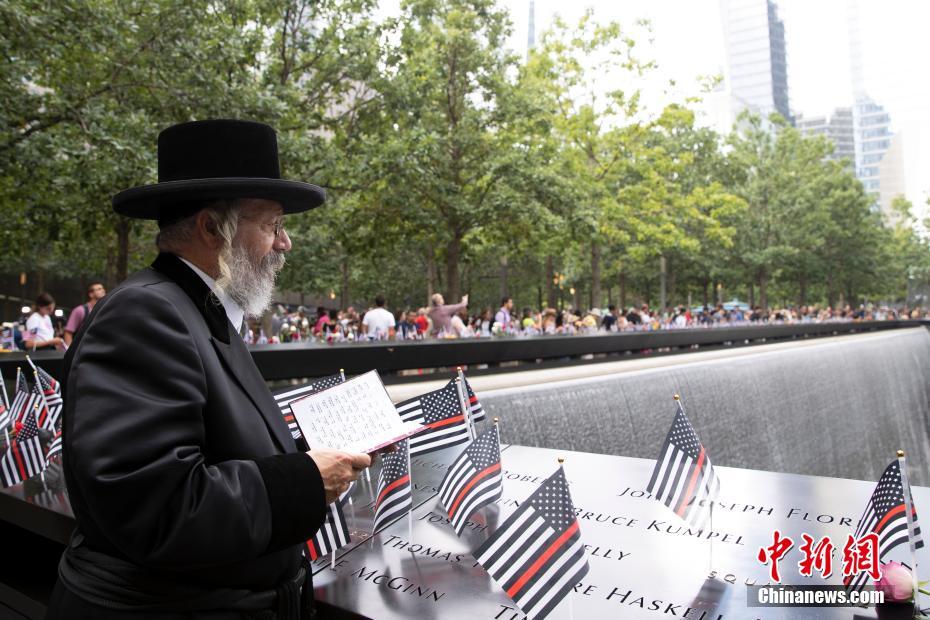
[156,200,242,292]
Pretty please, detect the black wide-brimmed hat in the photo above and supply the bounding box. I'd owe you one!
[113,119,326,220]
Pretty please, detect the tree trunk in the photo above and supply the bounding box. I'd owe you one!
[340,257,349,309]
[426,251,437,305]
[758,270,768,310]
[659,255,667,314]
[105,244,116,289]
[702,278,710,308]
[666,257,677,309]
[499,255,509,300]
[798,273,807,307]
[545,255,556,308]
[461,265,469,302]
[619,271,627,310]
[826,273,836,309]
[116,217,132,284]
[748,281,755,308]
[445,236,461,301]
[590,244,601,310]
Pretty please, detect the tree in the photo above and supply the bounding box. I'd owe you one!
[726,113,829,308]
[346,0,547,301]
[523,13,654,309]
[0,0,382,286]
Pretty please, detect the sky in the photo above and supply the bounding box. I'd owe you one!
[379,0,930,211]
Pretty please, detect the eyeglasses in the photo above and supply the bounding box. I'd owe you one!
[240,215,286,238]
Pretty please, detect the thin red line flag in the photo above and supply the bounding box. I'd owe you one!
[646,398,720,532]
[395,381,470,455]
[460,374,486,423]
[844,459,924,593]
[1,407,45,488]
[438,423,502,535]
[273,373,345,440]
[306,482,355,561]
[373,440,412,533]
[474,465,589,620]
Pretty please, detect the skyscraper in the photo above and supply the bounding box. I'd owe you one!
[719,0,792,125]
[854,97,893,195]
[527,1,535,55]
[828,107,856,166]
[796,107,855,169]
[846,0,904,216]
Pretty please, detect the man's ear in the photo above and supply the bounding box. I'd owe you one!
[194,210,223,251]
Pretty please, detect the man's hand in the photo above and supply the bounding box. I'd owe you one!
[461,294,469,305]
[307,449,371,504]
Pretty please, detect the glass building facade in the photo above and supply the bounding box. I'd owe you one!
[720,0,792,124]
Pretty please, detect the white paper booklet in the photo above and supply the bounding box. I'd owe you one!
[289,370,425,454]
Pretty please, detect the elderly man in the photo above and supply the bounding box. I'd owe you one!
[48,120,369,619]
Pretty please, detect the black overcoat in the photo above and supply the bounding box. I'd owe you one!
[51,252,327,617]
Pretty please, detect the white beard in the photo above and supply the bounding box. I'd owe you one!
[223,240,286,319]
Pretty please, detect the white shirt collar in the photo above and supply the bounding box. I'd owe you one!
[179,257,245,333]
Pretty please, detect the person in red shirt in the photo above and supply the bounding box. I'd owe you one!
[414,307,430,334]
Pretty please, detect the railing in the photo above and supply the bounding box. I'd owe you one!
[2,320,924,382]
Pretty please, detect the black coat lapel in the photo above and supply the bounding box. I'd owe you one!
[152,253,294,454]
[210,336,294,454]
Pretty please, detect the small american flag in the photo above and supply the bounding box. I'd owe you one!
[273,373,345,440]
[31,378,60,431]
[474,466,589,620]
[395,382,470,455]
[35,366,60,396]
[35,366,62,410]
[306,482,354,561]
[373,440,412,533]
[0,403,9,432]
[1,407,45,488]
[461,375,487,424]
[45,431,63,467]
[438,424,502,535]
[11,369,32,424]
[844,459,924,592]
[646,398,720,532]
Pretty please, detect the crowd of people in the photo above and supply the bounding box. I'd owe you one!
[0,282,107,352]
[243,294,928,345]
[3,288,925,351]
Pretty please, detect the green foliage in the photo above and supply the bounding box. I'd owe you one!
[1,0,926,311]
